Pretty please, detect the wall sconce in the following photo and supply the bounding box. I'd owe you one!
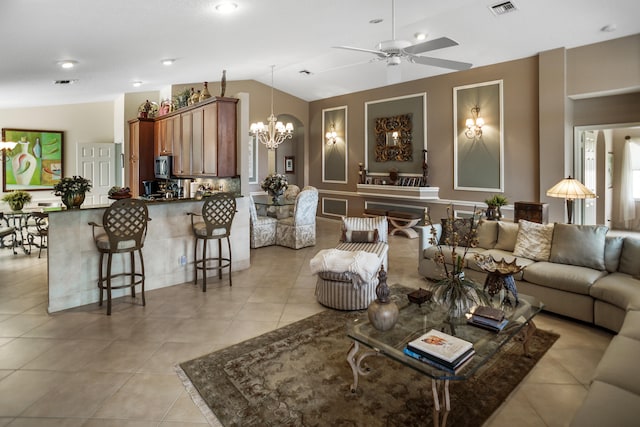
[464,106,484,139]
[325,124,338,145]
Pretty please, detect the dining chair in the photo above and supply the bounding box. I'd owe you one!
[276,186,319,249]
[26,212,48,258]
[0,213,17,255]
[249,194,278,248]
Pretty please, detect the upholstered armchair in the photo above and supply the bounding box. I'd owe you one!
[249,195,278,248]
[276,187,319,249]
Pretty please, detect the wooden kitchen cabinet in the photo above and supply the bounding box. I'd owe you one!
[128,118,155,196]
[175,97,238,177]
[154,115,180,156]
[130,96,238,181]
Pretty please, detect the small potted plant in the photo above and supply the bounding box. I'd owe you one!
[2,190,32,211]
[53,176,92,209]
[484,194,508,220]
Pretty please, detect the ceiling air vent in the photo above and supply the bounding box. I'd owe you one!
[54,79,78,85]
[489,1,517,16]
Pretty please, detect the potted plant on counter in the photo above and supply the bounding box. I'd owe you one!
[2,190,32,211]
[53,176,92,209]
[484,194,508,220]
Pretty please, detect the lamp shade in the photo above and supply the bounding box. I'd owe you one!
[546,176,596,200]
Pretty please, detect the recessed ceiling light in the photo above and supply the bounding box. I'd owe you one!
[54,79,78,85]
[214,2,238,13]
[132,81,143,87]
[161,59,175,66]
[414,32,427,41]
[58,60,77,69]
[369,18,383,24]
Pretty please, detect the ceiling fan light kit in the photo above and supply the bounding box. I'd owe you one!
[334,0,472,71]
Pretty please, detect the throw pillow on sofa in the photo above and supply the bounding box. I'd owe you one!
[618,237,640,277]
[476,220,498,249]
[549,223,608,270]
[438,218,474,247]
[513,220,555,261]
[494,222,519,252]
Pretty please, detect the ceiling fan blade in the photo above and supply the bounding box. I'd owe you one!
[403,37,459,55]
[333,46,389,58]
[409,55,472,71]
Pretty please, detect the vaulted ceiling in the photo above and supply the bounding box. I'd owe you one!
[1,0,639,109]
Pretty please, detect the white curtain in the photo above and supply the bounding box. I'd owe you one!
[619,139,637,228]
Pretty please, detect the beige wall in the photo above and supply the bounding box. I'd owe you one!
[0,101,114,203]
[309,56,540,218]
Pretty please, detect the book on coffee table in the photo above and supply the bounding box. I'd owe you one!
[469,306,508,331]
[403,346,475,373]
[407,329,474,364]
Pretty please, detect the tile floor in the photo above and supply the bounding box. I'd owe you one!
[0,219,612,426]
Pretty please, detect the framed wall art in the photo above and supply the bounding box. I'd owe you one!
[364,93,426,176]
[285,156,295,174]
[453,80,504,192]
[2,128,63,191]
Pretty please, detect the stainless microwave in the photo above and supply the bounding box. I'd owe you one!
[154,155,173,179]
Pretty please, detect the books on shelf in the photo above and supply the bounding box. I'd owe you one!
[407,329,474,365]
[469,306,508,332]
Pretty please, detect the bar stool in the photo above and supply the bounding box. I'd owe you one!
[89,199,151,315]
[187,192,236,292]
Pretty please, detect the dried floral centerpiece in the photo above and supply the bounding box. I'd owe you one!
[424,205,489,318]
[53,175,92,209]
[260,173,288,204]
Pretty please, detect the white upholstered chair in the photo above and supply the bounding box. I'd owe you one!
[284,185,300,201]
[276,187,319,249]
[249,195,278,248]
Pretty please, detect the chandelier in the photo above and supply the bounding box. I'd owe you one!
[250,65,294,150]
[464,106,484,139]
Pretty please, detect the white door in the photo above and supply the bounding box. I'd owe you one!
[77,143,115,205]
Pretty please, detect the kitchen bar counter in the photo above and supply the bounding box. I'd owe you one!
[46,195,250,313]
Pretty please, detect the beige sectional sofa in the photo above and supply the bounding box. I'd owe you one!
[416,219,640,425]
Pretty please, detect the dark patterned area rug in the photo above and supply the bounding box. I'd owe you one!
[177,285,558,427]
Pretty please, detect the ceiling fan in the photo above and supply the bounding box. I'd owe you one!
[334,0,472,71]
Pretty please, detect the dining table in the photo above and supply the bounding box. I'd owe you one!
[1,206,56,255]
[252,195,296,219]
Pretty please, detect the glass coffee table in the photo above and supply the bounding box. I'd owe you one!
[346,293,543,427]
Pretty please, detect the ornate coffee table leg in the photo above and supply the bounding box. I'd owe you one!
[431,378,451,427]
[346,341,380,392]
[518,320,537,358]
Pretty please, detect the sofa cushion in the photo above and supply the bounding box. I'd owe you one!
[605,236,625,273]
[590,272,640,312]
[476,220,498,249]
[522,261,607,295]
[549,223,608,271]
[342,216,388,243]
[512,220,555,261]
[593,334,640,396]
[423,246,485,269]
[570,380,640,427]
[617,310,640,341]
[494,222,519,252]
[619,237,640,277]
[439,218,474,247]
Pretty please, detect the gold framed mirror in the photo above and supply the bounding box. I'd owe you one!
[374,114,412,162]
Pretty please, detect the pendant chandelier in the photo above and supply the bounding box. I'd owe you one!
[249,65,294,150]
